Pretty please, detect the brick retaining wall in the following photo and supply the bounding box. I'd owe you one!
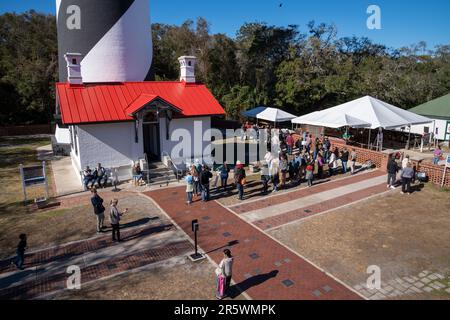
[328,137,450,188]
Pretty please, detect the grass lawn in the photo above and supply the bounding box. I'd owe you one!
[0,136,163,259]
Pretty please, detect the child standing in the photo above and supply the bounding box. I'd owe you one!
[14,234,27,270]
[305,162,314,187]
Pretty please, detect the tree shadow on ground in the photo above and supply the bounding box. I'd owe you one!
[228,270,279,298]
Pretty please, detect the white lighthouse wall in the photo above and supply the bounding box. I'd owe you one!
[159,116,212,166]
[80,0,153,82]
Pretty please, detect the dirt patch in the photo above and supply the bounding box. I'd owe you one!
[50,257,247,300]
[0,194,168,258]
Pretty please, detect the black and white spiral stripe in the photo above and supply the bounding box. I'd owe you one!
[56,0,153,83]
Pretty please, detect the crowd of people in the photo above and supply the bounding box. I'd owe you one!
[184,131,358,204]
[386,153,417,194]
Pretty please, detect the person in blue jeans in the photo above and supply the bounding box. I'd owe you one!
[218,162,230,192]
[234,161,246,200]
[185,172,194,204]
[83,166,95,190]
[340,148,349,174]
[200,165,212,201]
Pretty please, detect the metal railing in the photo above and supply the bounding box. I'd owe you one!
[161,151,184,181]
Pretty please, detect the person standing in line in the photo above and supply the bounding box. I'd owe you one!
[216,249,234,299]
[234,161,246,201]
[260,162,270,194]
[218,161,230,192]
[305,162,315,187]
[432,146,443,165]
[200,165,213,202]
[12,234,27,270]
[340,148,349,174]
[350,149,357,175]
[270,158,280,192]
[317,153,325,179]
[328,148,338,177]
[323,137,331,162]
[185,171,194,205]
[286,133,294,155]
[91,187,106,234]
[279,154,288,188]
[401,162,415,194]
[190,164,200,198]
[386,155,399,189]
[109,199,128,242]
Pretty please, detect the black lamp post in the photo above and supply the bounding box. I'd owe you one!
[189,219,205,261]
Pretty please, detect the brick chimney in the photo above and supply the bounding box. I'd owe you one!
[178,56,197,83]
[64,53,83,85]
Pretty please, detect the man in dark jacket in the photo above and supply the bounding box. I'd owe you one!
[340,148,350,174]
[234,161,246,200]
[91,188,105,233]
[386,155,398,189]
[13,234,27,270]
[200,165,213,201]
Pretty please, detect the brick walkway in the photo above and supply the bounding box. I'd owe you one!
[0,240,192,299]
[253,183,387,230]
[230,170,385,214]
[0,220,194,299]
[144,189,362,300]
[0,221,174,274]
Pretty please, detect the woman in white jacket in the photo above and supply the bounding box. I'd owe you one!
[216,249,234,299]
[328,149,338,177]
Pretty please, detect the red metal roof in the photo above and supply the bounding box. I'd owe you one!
[56,81,226,124]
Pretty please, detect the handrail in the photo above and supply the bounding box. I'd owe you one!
[161,151,183,181]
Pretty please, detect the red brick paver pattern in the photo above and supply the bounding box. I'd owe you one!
[0,221,174,274]
[231,170,385,214]
[145,189,362,300]
[254,183,387,230]
[0,240,192,300]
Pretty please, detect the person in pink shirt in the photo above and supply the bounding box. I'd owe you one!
[433,146,443,165]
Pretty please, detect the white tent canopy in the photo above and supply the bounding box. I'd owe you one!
[255,107,297,122]
[292,112,370,128]
[295,96,432,129]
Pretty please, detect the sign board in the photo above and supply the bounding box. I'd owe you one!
[446,121,450,141]
[442,155,450,187]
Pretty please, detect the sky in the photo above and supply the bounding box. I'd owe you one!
[1,0,449,50]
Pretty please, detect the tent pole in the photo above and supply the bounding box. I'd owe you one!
[407,125,411,150]
[368,129,371,150]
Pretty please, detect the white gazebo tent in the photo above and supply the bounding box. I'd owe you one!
[292,96,432,150]
[241,106,297,127]
[292,112,370,129]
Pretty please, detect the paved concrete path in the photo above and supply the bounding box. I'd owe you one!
[0,222,192,299]
[51,156,83,196]
[144,188,363,300]
[227,171,389,231]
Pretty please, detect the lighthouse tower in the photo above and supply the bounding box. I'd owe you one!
[55,0,153,83]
